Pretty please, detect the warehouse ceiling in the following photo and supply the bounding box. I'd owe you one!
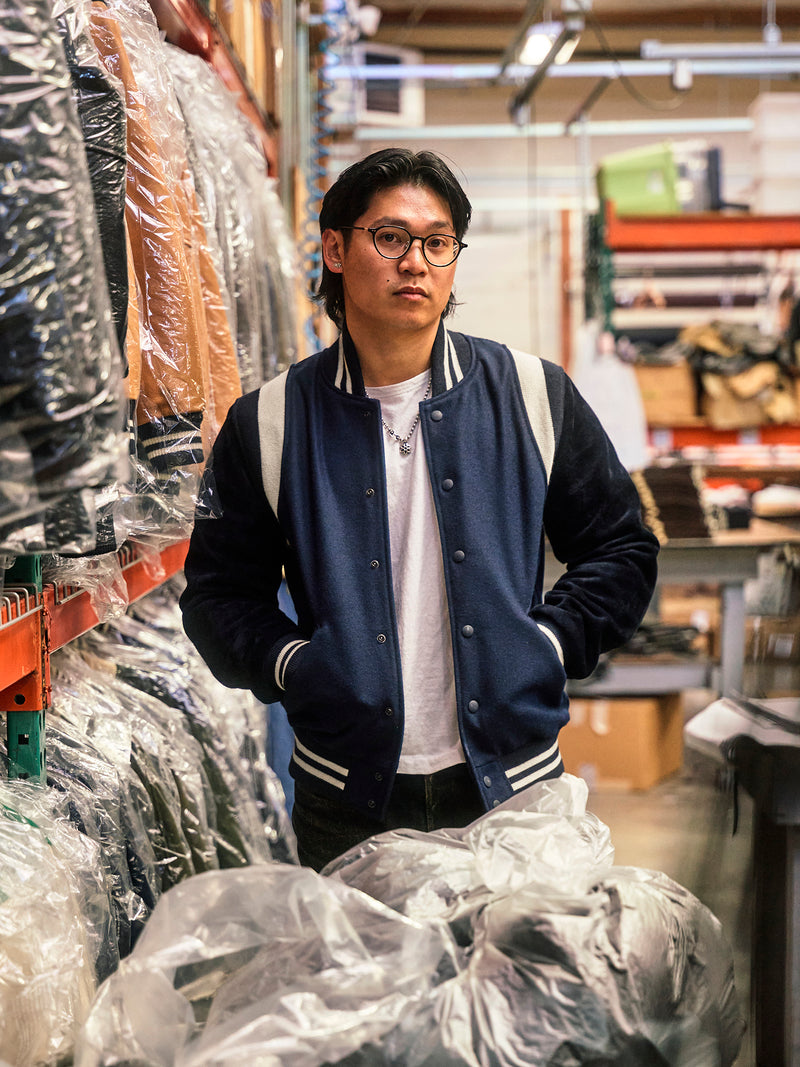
[366,1,800,60]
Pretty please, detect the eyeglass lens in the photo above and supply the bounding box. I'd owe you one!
[372,226,460,265]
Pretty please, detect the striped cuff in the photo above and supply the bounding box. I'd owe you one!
[505,740,564,793]
[537,622,565,665]
[274,637,309,691]
[137,411,204,474]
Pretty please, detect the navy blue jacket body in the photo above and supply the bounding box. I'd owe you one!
[180,321,659,818]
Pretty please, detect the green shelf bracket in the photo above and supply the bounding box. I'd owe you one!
[6,554,42,588]
[7,710,46,781]
[3,554,47,782]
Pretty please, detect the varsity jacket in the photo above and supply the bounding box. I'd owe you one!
[181,320,659,818]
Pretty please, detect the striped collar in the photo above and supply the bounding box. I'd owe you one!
[328,319,471,398]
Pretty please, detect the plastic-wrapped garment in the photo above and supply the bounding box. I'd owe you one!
[73,779,744,1066]
[323,777,745,1067]
[166,45,299,386]
[53,0,128,361]
[50,650,163,919]
[0,0,128,555]
[128,580,298,864]
[45,713,157,962]
[89,0,241,544]
[50,643,216,894]
[74,864,459,1067]
[324,775,614,947]
[78,614,285,868]
[0,778,113,1066]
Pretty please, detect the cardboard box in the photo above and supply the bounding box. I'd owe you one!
[659,588,721,660]
[633,362,699,427]
[561,694,684,791]
[747,615,800,664]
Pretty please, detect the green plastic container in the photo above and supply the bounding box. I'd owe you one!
[596,142,681,215]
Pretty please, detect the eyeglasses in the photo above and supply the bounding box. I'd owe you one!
[339,225,467,267]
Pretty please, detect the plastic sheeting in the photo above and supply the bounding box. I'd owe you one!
[48,590,297,893]
[0,778,115,1066]
[166,45,299,391]
[73,776,745,1066]
[0,0,128,556]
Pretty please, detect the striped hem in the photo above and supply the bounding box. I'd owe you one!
[505,740,563,792]
[274,638,309,690]
[292,737,349,790]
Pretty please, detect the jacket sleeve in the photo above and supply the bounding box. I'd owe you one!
[534,365,660,680]
[179,393,302,704]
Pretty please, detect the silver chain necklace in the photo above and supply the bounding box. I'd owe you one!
[367,373,432,456]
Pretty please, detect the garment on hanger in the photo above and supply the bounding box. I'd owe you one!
[0,0,128,555]
[166,45,299,388]
[90,0,239,541]
[127,582,297,863]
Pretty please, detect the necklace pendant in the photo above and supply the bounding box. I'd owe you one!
[399,440,411,456]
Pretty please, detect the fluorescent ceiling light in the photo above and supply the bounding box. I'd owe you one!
[520,21,580,66]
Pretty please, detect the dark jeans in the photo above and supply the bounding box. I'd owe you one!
[291,763,486,872]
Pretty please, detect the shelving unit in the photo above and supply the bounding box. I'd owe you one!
[580,203,800,700]
[0,541,189,780]
[603,199,800,253]
[1,0,273,784]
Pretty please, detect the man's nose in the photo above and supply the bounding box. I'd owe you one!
[399,236,428,267]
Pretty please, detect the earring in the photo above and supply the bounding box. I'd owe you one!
[332,261,342,269]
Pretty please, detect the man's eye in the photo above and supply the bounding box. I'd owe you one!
[426,237,449,251]
[377,229,403,245]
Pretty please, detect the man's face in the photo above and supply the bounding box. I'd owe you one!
[327,183,459,341]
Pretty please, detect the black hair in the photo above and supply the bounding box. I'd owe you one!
[316,147,472,327]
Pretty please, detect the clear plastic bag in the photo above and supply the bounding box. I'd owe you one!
[0,0,128,555]
[74,864,459,1067]
[0,778,113,1065]
[73,777,745,1066]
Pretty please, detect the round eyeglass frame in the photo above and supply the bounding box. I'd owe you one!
[338,225,467,267]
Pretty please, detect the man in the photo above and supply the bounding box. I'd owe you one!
[180,148,659,871]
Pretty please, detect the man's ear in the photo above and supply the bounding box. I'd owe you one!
[321,229,344,272]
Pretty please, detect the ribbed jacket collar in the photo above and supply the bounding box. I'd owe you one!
[324,318,472,398]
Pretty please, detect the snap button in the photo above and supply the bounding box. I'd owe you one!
[453,550,465,562]
[442,478,454,491]
[431,410,443,422]
[366,487,375,497]
[374,772,383,782]
[468,700,479,713]
[370,559,380,569]
[383,706,394,717]
[377,633,387,643]
[368,799,376,809]
[492,799,500,808]
[461,624,474,638]
[483,775,492,787]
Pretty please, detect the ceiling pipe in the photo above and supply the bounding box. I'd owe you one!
[641,39,800,59]
[353,116,754,140]
[563,75,613,132]
[327,56,800,81]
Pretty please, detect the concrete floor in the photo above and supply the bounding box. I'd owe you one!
[583,689,756,1066]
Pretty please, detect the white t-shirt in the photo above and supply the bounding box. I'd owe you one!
[367,370,464,774]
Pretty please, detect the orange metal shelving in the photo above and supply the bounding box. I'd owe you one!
[604,200,800,252]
